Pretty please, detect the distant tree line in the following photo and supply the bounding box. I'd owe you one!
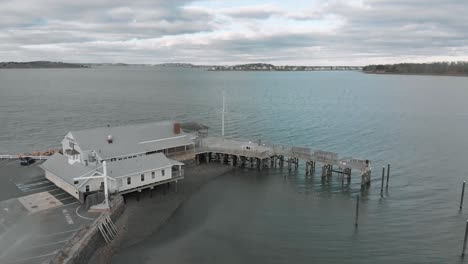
[363,62,468,76]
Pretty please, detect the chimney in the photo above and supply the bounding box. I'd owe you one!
[107,134,113,144]
[174,123,181,134]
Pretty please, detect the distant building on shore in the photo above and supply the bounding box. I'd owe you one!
[40,121,201,203]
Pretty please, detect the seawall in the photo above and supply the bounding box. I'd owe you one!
[88,163,234,264]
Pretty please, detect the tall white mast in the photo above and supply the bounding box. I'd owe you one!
[222,91,225,137]
[103,160,109,209]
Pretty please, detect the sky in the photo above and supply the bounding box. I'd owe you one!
[1,0,467,65]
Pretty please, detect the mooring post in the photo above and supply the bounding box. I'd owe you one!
[461,181,466,210]
[462,220,468,257]
[355,195,360,227]
[386,163,390,189]
[381,167,385,195]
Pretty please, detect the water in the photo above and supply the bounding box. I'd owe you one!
[1,67,468,263]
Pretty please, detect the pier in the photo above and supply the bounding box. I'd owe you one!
[193,136,372,187]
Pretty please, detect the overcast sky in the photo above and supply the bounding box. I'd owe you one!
[1,0,467,65]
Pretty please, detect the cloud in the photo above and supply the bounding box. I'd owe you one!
[0,0,467,65]
[220,5,283,19]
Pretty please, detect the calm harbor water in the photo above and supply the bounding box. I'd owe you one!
[2,67,468,263]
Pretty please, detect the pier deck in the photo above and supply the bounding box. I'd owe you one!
[194,136,372,186]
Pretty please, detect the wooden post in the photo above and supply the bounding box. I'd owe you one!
[462,220,468,257]
[355,195,360,227]
[461,181,466,210]
[381,167,385,195]
[386,163,390,189]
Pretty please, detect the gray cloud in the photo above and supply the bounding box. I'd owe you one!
[0,0,467,65]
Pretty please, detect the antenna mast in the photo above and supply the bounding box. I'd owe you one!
[222,91,225,137]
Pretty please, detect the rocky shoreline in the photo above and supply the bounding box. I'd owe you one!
[89,163,234,264]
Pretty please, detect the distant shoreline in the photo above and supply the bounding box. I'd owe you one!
[362,71,468,77]
[0,61,89,69]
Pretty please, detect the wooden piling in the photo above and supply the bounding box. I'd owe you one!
[381,167,385,194]
[461,181,466,210]
[462,220,468,257]
[386,163,390,189]
[355,195,360,227]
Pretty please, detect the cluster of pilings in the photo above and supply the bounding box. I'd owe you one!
[195,152,361,183]
[196,152,279,170]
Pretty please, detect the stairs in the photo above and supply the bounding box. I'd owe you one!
[98,216,118,244]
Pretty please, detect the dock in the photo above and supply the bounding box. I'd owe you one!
[192,136,372,187]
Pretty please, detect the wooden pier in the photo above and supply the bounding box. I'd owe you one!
[194,137,372,187]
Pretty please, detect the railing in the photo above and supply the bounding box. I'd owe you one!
[195,136,371,172]
[0,154,50,160]
[172,170,184,178]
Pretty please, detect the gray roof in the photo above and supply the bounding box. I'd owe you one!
[41,153,183,184]
[70,121,195,159]
[40,153,97,185]
[107,153,183,178]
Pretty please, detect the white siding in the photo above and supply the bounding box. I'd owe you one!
[80,178,103,193]
[45,170,79,199]
[78,176,118,193]
[118,166,172,192]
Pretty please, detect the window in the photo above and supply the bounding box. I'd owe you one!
[127,177,131,185]
[100,181,104,190]
[85,185,90,192]
[151,171,155,179]
[141,174,145,181]
[162,169,165,176]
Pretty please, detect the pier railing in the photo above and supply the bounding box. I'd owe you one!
[195,136,370,172]
[0,154,50,160]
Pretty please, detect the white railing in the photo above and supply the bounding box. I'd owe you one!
[172,170,184,178]
[0,154,50,160]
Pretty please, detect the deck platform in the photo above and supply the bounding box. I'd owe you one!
[194,136,372,187]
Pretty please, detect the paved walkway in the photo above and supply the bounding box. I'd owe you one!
[0,161,100,264]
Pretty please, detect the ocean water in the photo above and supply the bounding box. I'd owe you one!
[1,67,468,263]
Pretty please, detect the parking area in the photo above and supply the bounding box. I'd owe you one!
[0,159,100,264]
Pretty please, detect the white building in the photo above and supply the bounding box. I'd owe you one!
[40,121,196,202]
